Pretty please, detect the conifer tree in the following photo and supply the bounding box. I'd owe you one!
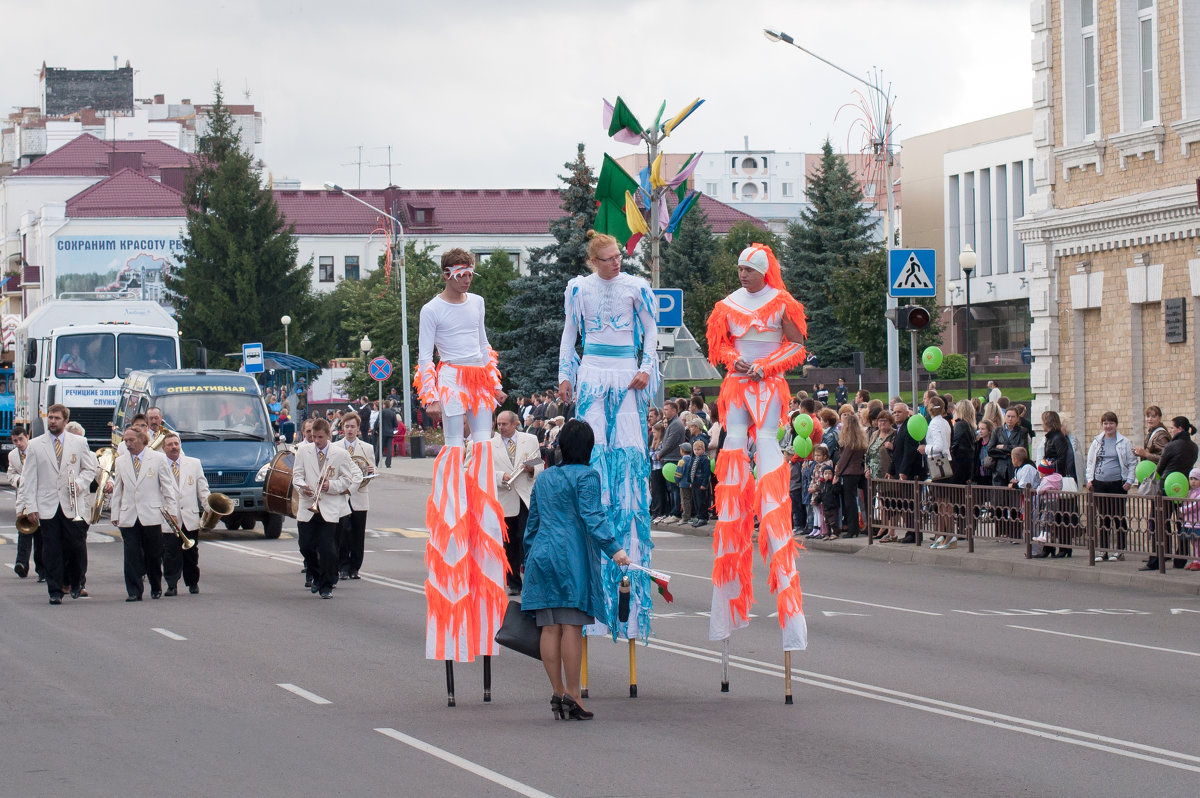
[499,144,596,394]
[167,83,314,370]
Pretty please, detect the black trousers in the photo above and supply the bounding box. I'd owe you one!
[503,499,529,590]
[64,524,88,589]
[339,509,368,575]
[649,469,667,517]
[1092,480,1128,550]
[299,514,339,591]
[381,435,395,467]
[162,526,199,588]
[790,488,807,529]
[40,509,87,599]
[122,521,163,598]
[840,474,865,533]
[15,528,44,578]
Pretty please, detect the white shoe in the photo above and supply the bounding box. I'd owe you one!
[1095,553,1108,562]
[936,536,958,550]
[930,536,945,549]
[665,516,681,525]
[1113,552,1125,561]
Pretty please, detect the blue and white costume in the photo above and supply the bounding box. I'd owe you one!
[559,271,659,642]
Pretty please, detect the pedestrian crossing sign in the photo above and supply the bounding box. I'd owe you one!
[888,249,937,298]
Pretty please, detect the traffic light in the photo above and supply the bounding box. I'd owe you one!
[891,305,931,331]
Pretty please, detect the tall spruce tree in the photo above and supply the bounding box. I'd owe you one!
[167,84,313,369]
[782,139,876,367]
[658,201,720,341]
[499,144,596,394]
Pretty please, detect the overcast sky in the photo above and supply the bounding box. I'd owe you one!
[3,0,1033,190]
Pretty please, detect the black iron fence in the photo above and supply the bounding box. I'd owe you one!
[864,478,1192,572]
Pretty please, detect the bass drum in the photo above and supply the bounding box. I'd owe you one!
[264,450,299,518]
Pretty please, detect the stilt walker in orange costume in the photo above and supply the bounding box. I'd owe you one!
[706,243,808,703]
[416,249,508,707]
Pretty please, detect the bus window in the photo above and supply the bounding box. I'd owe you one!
[118,334,177,376]
[55,333,116,379]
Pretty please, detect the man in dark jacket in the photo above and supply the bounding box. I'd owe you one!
[888,402,925,543]
[378,400,399,467]
[834,378,849,408]
[659,402,687,521]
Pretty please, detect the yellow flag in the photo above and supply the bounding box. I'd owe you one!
[662,98,703,137]
[650,153,665,189]
[624,191,649,235]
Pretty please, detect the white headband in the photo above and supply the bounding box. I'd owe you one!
[737,246,770,275]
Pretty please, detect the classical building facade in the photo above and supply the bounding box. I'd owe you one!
[1015,0,1200,438]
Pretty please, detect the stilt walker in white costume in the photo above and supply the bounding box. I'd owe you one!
[558,231,658,697]
[706,243,808,703]
[416,248,508,707]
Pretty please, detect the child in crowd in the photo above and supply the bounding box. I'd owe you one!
[689,440,711,528]
[818,460,840,538]
[1182,468,1200,571]
[790,450,807,536]
[676,443,695,525]
[806,445,830,537]
[1008,446,1039,543]
[1032,458,1062,558]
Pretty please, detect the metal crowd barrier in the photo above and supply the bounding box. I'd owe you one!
[864,478,1188,573]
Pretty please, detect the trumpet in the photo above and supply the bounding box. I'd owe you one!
[90,447,117,524]
[200,492,235,531]
[68,465,84,523]
[161,508,195,550]
[16,511,39,535]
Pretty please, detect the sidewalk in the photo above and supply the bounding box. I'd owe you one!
[375,457,1200,597]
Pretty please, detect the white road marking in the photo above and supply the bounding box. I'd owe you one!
[152,628,187,641]
[375,728,555,798]
[648,638,1200,773]
[277,683,331,705]
[1007,625,1200,658]
[208,540,426,595]
[822,611,870,617]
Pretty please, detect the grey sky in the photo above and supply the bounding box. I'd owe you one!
[2,0,1033,189]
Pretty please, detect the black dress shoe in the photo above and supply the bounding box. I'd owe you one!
[151,591,162,599]
[900,533,916,544]
[319,588,332,599]
[1138,565,1157,571]
[37,574,46,583]
[560,695,593,720]
[188,585,199,594]
[164,587,177,597]
[49,596,62,605]
[70,587,82,599]
[126,595,141,602]
[349,573,361,579]
[14,562,28,578]
[304,575,314,588]
[311,583,320,594]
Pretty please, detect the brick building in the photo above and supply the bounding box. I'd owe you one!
[1015,0,1200,444]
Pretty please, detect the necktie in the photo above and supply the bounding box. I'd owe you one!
[54,437,62,465]
[20,450,26,465]
[318,449,326,467]
[172,460,180,481]
[506,437,516,462]
[133,457,141,476]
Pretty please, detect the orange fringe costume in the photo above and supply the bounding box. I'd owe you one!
[416,351,509,662]
[706,243,809,652]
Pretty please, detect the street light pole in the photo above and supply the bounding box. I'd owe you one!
[360,333,380,462]
[959,245,977,403]
[764,28,900,400]
[281,314,291,405]
[326,182,410,436]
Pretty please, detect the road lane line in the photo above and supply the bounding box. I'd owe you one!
[655,568,943,616]
[208,540,426,595]
[152,628,187,641]
[1007,625,1200,658]
[277,683,331,705]
[375,728,555,798]
[647,637,1200,771]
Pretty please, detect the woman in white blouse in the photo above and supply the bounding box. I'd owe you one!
[925,397,957,549]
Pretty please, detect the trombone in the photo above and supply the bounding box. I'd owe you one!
[161,509,195,550]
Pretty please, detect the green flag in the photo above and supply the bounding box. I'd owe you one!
[596,154,639,204]
[607,96,643,138]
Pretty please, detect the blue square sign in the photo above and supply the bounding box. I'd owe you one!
[888,249,937,298]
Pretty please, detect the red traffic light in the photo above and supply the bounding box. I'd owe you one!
[891,305,931,331]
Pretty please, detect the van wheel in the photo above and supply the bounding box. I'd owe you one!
[263,514,283,539]
[239,516,257,530]
[223,517,240,530]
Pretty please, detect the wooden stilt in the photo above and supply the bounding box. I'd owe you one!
[628,639,638,698]
[482,655,492,703]
[445,661,456,708]
[720,639,729,693]
[784,651,793,705]
[580,636,589,699]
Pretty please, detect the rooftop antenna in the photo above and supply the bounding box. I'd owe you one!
[113,55,118,70]
[367,145,400,186]
[342,144,364,189]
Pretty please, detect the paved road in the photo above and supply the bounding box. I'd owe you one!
[2,478,1198,797]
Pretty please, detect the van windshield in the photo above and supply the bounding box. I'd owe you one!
[157,393,270,440]
[56,333,115,378]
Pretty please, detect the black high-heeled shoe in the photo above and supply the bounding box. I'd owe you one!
[560,695,593,720]
[550,694,565,720]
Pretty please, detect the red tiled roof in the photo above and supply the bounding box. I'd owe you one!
[14,133,194,177]
[274,188,760,237]
[65,168,185,218]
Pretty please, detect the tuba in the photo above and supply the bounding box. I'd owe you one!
[200,492,235,531]
[90,447,117,524]
[148,426,173,451]
[16,512,39,535]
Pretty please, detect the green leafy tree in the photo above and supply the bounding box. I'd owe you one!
[782,139,876,367]
[167,83,315,370]
[499,144,596,394]
[473,249,519,341]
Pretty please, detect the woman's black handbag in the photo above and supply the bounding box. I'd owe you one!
[495,600,542,660]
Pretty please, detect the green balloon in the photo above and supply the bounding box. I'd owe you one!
[1135,460,1157,483]
[922,346,943,372]
[793,413,813,439]
[906,413,928,441]
[1164,471,1189,499]
[710,457,717,473]
[663,462,677,483]
[793,437,813,458]
[777,425,786,442]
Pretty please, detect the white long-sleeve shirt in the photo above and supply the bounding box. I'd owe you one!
[558,272,658,384]
[418,294,490,368]
[926,415,952,459]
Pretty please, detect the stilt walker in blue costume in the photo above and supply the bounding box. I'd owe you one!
[558,231,658,696]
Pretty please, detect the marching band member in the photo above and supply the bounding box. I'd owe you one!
[337,412,374,580]
[295,417,316,587]
[292,418,361,599]
[161,432,209,595]
[706,244,809,688]
[8,425,43,582]
[16,405,97,604]
[146,407,165,439]
[416,248,507,700]
[111,426,178,601]
[63,421,91,597]
[491,409,543,594]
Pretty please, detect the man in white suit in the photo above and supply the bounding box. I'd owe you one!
[161,433,209,596]
[111,426,179,602]
[336,412,374,580]
[293,417,361,598]
[16,405,97,604]
[8,424,43,582]
[491,410,543,594]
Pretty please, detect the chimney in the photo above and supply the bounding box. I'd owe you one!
[744,135,750,151]
[181,98,190,105]
[154,94,165,104]
[107,150,143,174]
[160,166,188,194]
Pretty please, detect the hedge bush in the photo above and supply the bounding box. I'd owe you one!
[937,353,967,380]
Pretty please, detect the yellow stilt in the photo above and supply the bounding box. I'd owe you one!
[784,651,793,705]
[628,638,638,698]
[580,636,589,699]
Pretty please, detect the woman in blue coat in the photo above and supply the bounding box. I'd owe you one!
[522,419,630,720]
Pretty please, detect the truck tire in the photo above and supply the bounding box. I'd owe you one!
[239,516,257,531]
[223,517,240,530]
[263,513,283,539]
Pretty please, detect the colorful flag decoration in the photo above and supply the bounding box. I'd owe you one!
[662,98,705,136]
[604,97,644,144]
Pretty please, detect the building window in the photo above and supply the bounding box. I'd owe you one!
[863,183,877,198]
[1082,0,1097,137]
[1063,0,1100,144]
[319,256,334,283]
[344,256,359,281]
[705,182,718,195]
[781,183,793,198]
[1138,0,1156,124]
[741,182,759,199]
[740,157,758,173]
